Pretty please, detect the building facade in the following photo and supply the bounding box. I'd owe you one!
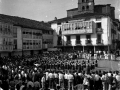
[42,30,53,50]
[50,0,120,53]
[0,22,15,57]
[0,14,53,57]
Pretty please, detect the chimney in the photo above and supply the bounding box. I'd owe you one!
[54,17,57,20]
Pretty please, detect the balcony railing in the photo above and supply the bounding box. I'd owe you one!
[86,39,92,45]
[0,45,14,51]
[96,39,103,45]
[76,40,81,45]
[62,21,93,35]
[66,41,71,46]
[96,28,103,33]
[62,29,93,35]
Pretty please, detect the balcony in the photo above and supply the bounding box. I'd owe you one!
[0,45,13,52]
[62,29,93,35]
[62,21,93,35]
[96,39,103,45]
[66,41,71,46]
[76,40,81,45]
[96,28,103,33]
[86,39,92,45]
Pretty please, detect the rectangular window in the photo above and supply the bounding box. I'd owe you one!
[76,35,80,41]
[89,22,92,29]
[14,39,17,49]
[96,22,102,28]
[67,36,70,41]
[86,35,91,40]
[97,34,101,40]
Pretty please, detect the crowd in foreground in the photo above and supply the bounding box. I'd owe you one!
[0,51,120,90]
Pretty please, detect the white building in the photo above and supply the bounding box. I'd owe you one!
[0,14,53,57]
[50,0,120,53]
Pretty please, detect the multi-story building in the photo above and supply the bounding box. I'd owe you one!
[0,14,53,57]
[50,0,120,53]
[42,30,53,50]
[0,22,15,57]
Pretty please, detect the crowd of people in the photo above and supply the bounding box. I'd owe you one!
[0,51,120,90]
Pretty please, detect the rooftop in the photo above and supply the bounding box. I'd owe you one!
[49,13,109,24]
[0,14,53,31]
[95,4,111,7]
[67,8,78,11]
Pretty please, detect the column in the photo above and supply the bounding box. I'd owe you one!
[73,46,74,50]
[94,46,96,53]
[83,46,84,52]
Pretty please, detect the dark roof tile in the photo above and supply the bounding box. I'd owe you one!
[67,8,78,11]
[0,14,53,31]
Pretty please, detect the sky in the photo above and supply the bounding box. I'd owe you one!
[0,0,120,22]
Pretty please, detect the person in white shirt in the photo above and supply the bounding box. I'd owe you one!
[67,73,74,90]
[116,74,120,81]
[116,72,120,89]
[41,75,46,89]
[48,72,54,89]
[45,72,49,81]
[58,72,64,89]
[101,73,109,90]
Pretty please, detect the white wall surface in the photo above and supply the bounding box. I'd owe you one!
[51,23,58,47]
[51,16,112,47]
[17,27,23,50]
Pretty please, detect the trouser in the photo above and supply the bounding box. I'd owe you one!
[55,78,59,84]
[78,84,84,90]
[41,82,45,89]
[117,81,120,89]
[68,81,73,90]
[108,84,112,90]
[49,78,54,89]
[83,85,89,90]
[64,79,68,89]
[102,82,109,90]
[59,79,64,89]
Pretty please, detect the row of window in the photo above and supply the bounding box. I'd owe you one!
[22,30,42,39]
[82,5,90,11]
[67,34,102,41]
[22,31,42,35]
[23,40,41,45]
[62,21,93,31]
[43,39,53,44]
[23,45,41,50]
[22,34,42,39]
[0,23,17,35]
[43,31,53,35]
[0,45,13,51]
[2,38,14,45]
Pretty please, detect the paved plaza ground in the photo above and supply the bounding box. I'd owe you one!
[97,59,120,71]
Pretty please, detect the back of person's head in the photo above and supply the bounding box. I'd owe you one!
[95,71,98,74]
[116,71,119,75]
[102,71,106,75]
